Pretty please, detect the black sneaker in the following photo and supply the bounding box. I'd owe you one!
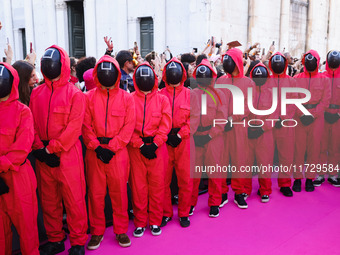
[328,176,340,187]
[242,193,249,200]
[280,187,293,197]
[209,206,220,217]
[257,190,270,203]
[189,206,195,216]
[219,193,228,208]
[133,227,146,238]
[68,245,85,255]
[305,179,315,192]
[150,225,162,236]
[234,194,248,209]
[313,175,325,186]
[292,179,301,192]
[179,217,190,227]
[39,241,65,255]
[160,216,172,227]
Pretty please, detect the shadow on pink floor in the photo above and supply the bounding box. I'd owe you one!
[60,178,340,255]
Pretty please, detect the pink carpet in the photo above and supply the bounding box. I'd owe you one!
[60,178,340,255]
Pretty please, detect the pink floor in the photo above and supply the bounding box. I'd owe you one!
[61,178,340,255]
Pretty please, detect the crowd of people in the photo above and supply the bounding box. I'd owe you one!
[0,35,339,255]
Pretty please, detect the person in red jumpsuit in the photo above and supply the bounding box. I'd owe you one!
[82,55,136,250]
[128,62,171,237]
[317,50,340,187]
[159,58,192,228]
[190,59,227,217]
[29,45,88,255]
[268,52,297,197]
[0,63,39,255]
[216,48,254,209]
[245,63,277,202]
[293,50,331,192]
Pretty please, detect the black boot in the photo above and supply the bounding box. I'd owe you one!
[39,241,65,255]
[305,179,315,192]
[292,179,301,192]
[280,187,293,197]
[68,245,85,255]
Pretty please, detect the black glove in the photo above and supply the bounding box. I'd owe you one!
[300,115,314,126]
[33,148,49,162]
[224,121,233,132]
[167,133,182,147]
[140,143,158,159]
[324,112,340,124]
[0,177,9,195]
[275,118,282,129]
[193,135,212,147]
[45,153,61,168]
[248,127,264,139]
[95,146,115,164]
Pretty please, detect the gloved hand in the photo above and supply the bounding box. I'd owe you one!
[95,146,115,164]
[300,115,314,126]
[324,112,340,124]
[224,121,233,132]
[33,148,49,162]
[275,118,282,129]
[140,143,158,159]
[33,148,60,167]
[248,127,264,139]
[193,134,212,147]
[0,177,9,195]
[45,153,61,168]
[167,133,182,147]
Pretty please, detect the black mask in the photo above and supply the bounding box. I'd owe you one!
[135,66,155,91]
[223,55,236,74]
[195,65,212,87]
[166,62,183,85]
[252,66,268,86]
[0,65,13,98]
[327,51,340,70]
[41,48,62,80]
[304,53,318,72]
[271,55,286,74]
[97,62,119,87]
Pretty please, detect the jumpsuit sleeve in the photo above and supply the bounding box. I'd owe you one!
[82,92,100,150]
[209,89,228,138]
[177,92,191,139]
[314,76,331,118]
[153,95,172,147]
[0,107,34,173]
[29,92,44,150]
[46,91,86,153]
[280,77,297,120]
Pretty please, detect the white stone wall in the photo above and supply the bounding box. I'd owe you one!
[0,0,339,67]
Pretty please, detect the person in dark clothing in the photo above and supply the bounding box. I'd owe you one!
[115,50,135,92]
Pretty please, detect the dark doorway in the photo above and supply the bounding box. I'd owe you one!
[67,1,86,58]
[140,17,154,58]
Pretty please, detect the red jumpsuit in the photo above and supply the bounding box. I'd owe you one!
[268,52,297,188]
[82,56,136,235]
[29,45,88,246]
[244,63,277,196]
[216,48,254,196]
[0,63,39,255]
[159,58,193,218]
[294,50,331,179]
[128,62,172,227]
[190,59,227,207]
[320,60,340,174]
